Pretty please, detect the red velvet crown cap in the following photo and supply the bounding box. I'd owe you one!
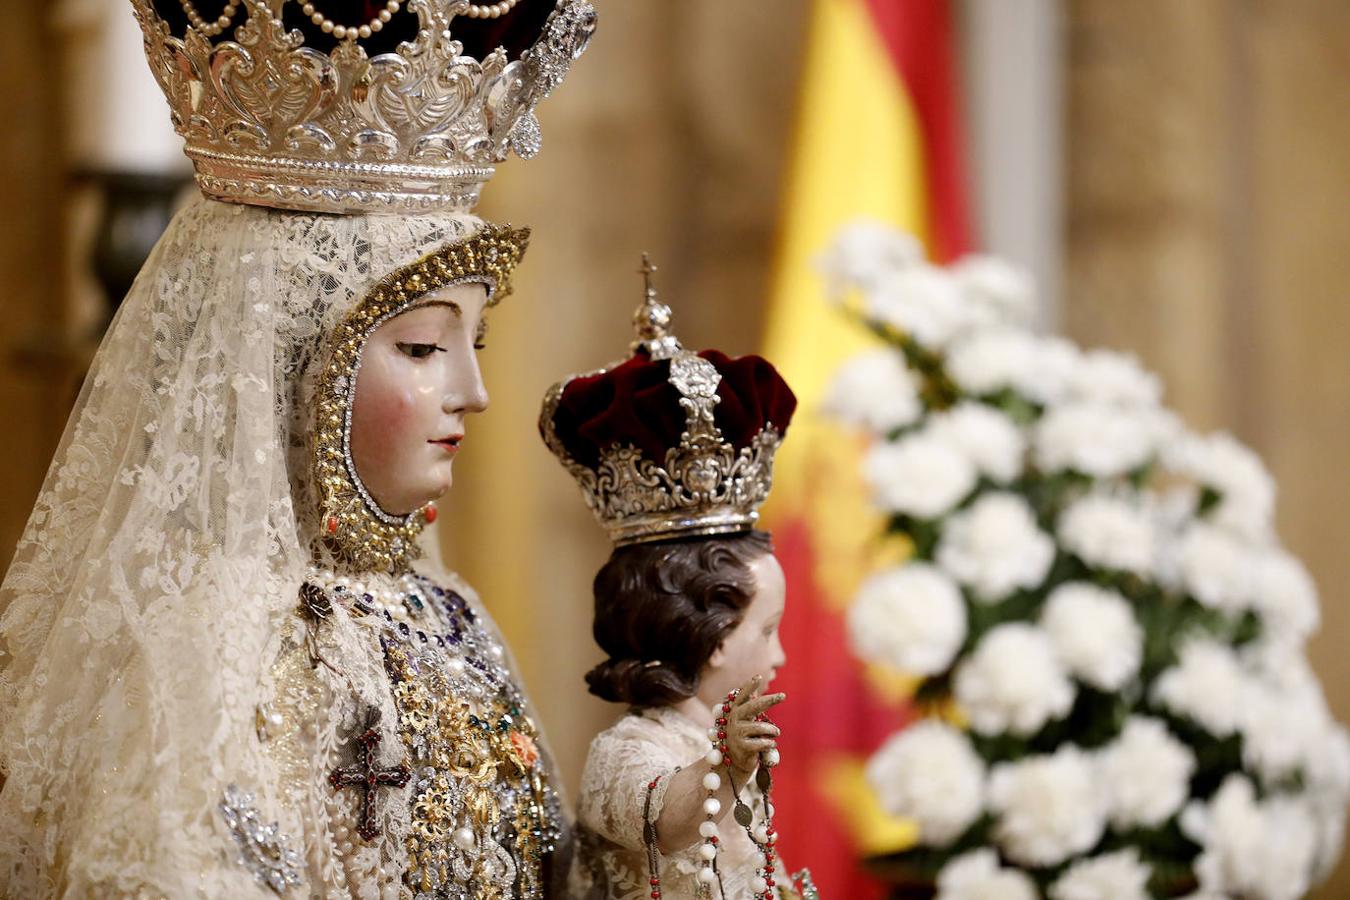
[548,349,797,472]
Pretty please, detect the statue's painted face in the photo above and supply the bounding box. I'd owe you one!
[699,552,788,703]
[350,282,490,516]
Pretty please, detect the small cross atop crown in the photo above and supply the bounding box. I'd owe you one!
[631,253,683,360]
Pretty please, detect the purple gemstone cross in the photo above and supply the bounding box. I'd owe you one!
[328,711,411,841]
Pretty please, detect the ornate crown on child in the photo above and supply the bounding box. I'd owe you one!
[130,0,595,214]
[540,256,797,546]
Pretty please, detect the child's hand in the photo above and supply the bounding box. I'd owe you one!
[723,674,786,775]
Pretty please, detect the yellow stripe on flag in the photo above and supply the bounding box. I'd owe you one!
[761,0,934,608]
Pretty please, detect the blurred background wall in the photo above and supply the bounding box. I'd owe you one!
[2,0,1347,894]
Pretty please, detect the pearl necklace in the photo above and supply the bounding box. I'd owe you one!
[298,0,401,41]
[295,0,523,42]
[179,0,240,36]
[462,0,523,19]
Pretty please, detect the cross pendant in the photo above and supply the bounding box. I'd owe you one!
[328,710,412,841]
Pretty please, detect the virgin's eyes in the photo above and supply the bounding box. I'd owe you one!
[396,341,447,359]
[473,319,488,351]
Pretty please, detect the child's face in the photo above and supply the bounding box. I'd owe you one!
[700,552,788,703]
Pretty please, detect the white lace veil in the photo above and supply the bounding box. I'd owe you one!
[0,195,555,896]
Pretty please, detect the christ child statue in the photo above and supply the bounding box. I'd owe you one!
[540,260,818,900]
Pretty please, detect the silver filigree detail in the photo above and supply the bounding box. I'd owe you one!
[541,259,788,544]
[129,0,596,213]
[219,784,302,895]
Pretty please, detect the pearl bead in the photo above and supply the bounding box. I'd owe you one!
[753,825,769,844]
[763,747,780,767]
[447,657,466,675]
[702,797,721,816]
[699,842,717,861]
[752,876,769,894]
[702,772,721,791]
[697,867,717,885]
[705,747,722,766]
[698,820,719,839]
[453,826,476,851]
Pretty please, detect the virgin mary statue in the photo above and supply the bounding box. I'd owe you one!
[0,2,594,897]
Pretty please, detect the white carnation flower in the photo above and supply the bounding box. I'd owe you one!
[954,623,1075,736]
[866,265,974,349]
[1057,491,1156,576]
[1250,547,1319,643]
[823,350,923,434]
[1066,349,1163,408]
[1165,431,1275,540]
[946,328,1078,404]
[929,402,1026,483]
[1098,716,1196,828]
[847,564,967,676]
[865,721,985,846]
[988,745,1107,867]
[1307,723,1350,808]
[863,428,976,519]
[1152,638,1245,737]
[1041,583,1142,691]
[1174,522,1255,612]
[936,493,1054,602]
[951,255,1039,327]
[1034,402,1161,478]
[1240,646,1336,785]
[1049,848,1152,900]
[936,849,1038,900]
[1182,776,1317,900]
[819,220,923,297]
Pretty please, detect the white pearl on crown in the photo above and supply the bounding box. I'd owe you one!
[464,0,523,19]
[300,0,401,41]
[180,0,240,37]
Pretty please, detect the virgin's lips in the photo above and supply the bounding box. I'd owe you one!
[430,434,463,451]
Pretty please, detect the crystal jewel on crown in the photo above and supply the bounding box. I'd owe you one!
[539,257,798,547]
[129,0,596,213]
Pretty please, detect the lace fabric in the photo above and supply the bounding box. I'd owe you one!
[570,706,790,900]
[0,195,565,897]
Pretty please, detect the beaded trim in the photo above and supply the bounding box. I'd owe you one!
[219,784,303,895]
[313,224,530,573]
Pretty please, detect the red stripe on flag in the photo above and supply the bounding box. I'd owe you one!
[772,519,909,899]
[862,0,976,260]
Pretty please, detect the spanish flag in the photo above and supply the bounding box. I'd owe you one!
[761,0,972,895]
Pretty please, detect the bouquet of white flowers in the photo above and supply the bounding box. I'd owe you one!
[824,222,1350,900]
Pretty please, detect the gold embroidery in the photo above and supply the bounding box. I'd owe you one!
[383,624,557,898]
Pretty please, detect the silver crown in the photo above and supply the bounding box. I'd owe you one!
[541,257,785,546]
[130,0,596,213]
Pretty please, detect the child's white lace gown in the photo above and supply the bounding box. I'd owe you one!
[569,705,799,900]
